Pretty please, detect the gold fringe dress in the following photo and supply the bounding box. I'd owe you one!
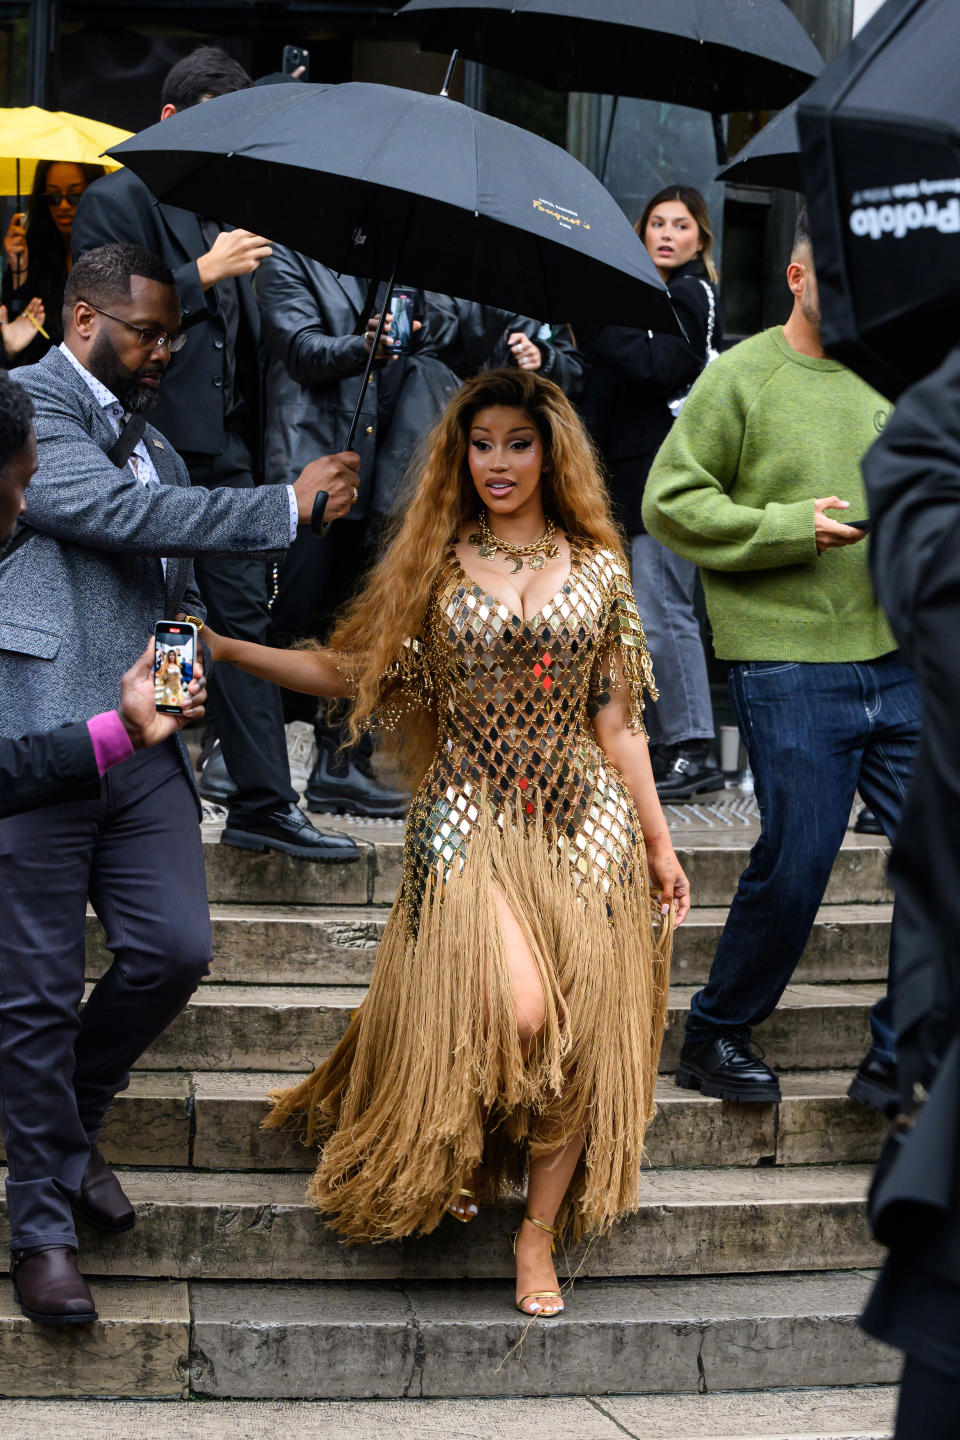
[265,538,672,1243]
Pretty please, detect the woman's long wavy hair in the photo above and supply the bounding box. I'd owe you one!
[328,368,625,787]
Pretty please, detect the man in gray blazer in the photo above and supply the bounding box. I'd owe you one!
[0,242,359,1325]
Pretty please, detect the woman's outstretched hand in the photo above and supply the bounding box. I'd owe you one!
[645,834,690,925]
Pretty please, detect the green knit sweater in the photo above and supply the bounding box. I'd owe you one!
[641,326,895,662]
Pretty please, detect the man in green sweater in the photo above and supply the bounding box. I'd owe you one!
[642,210,920,1111]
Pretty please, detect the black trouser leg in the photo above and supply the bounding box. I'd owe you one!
[0,744,210,1251]
[896,1356,960,1439]
[76,744,212,1138]
[183,431,296,820]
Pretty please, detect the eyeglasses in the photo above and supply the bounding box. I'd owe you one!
[44,190,85,208]
[80,301,188,354]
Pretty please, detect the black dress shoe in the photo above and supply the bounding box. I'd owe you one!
[198,742,238,804]
[221,803,361,861]
[675,1036,782,1102]
[12,1247,97,1324]
[853,807,885,836]
[656,741,725,801]
[305,731,409,820]
[72,1146,135,1233]
[848,1049,899,1115]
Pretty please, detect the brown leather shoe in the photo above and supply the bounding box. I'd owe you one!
[12,1246,97,1324]
[72,1146,135,1233]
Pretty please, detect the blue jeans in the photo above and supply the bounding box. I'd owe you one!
[685,654,921,1063]
[630,533,714,748]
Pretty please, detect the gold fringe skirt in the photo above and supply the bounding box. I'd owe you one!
[263,799,672,1245]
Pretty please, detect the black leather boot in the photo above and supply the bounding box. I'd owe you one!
[197,741,238,804]
[12,1247,97,1324]
[656,741,725,801]
[848,1049,899,1115]
[305,728,409,820]
[675,1035,782,1102]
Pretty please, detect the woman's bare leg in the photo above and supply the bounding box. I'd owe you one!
[514,1134,584,1315]
[491,888,582,1314]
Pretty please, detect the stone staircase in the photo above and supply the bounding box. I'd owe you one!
[0,808,901,1414]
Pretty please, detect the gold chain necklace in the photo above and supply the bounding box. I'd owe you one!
[467,509,561,572]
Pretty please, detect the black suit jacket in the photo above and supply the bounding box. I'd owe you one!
[71,168,262,457]
[861,343,960,1281]
[0,723,100,818]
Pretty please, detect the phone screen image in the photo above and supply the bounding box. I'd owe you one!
[154,623,196,714]
[389,288,416,353]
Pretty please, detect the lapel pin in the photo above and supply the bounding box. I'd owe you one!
[152,438,164,450]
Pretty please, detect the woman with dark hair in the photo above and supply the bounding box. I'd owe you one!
[2,160,105,366]
[197,368,688,1318]
[584,184,723,800]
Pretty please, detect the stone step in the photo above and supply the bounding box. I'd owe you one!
[0,1072,888,1173]
[48,1070,881,1174]
[124,980,883,1074]
[0,1165,880,1281]
[0,1386,900,1438]
[187,1271,898,1400]
[198,829,891,909]
[86,902,893,988]
[0,1279,189,1398]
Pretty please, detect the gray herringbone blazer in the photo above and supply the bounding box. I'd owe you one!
[1,348,293,795]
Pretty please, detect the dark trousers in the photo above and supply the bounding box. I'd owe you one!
[0,743,211,1251]
[267,519,373,726]
[183,429,296,820]
[686,654,921,1061]
[897,1358,960,1439]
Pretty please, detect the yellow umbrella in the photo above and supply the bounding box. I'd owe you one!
[0,106,131,197]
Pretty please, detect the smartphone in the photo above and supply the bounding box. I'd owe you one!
[282,44,310,79]
[849,518,871,531]
[154,620,198,715]
[388,287,417,354]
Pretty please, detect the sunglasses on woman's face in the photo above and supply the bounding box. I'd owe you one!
[43,190,86,209]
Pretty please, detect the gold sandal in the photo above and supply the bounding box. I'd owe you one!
[445,1187,479,1223]
[510,1212,563,1317]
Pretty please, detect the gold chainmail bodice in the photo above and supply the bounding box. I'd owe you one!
[382,538,658,927]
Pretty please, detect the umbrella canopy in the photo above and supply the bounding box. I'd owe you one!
[716,99,803,190]
[398,0,823,113]
[798,0,960,399]
[108,80,677,334]
[0,107,130,195]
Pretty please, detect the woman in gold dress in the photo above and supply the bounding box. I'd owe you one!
[201,370,689,1317]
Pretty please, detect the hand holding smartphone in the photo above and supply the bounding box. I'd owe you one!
[154,620,198,714]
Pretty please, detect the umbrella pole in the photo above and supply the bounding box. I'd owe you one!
[311,255,405,537]
[712,114,729,167]
[599,94,619,185]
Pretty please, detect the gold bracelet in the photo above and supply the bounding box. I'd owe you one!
[181,614,205,633]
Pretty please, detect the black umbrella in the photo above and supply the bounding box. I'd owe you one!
[716,99,803,191]
[398,0,823,166]
[109,73,676,530]
[797,0,960,400]
[108,78,675,343]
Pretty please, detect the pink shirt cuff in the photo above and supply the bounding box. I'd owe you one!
[87,711,135,775]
